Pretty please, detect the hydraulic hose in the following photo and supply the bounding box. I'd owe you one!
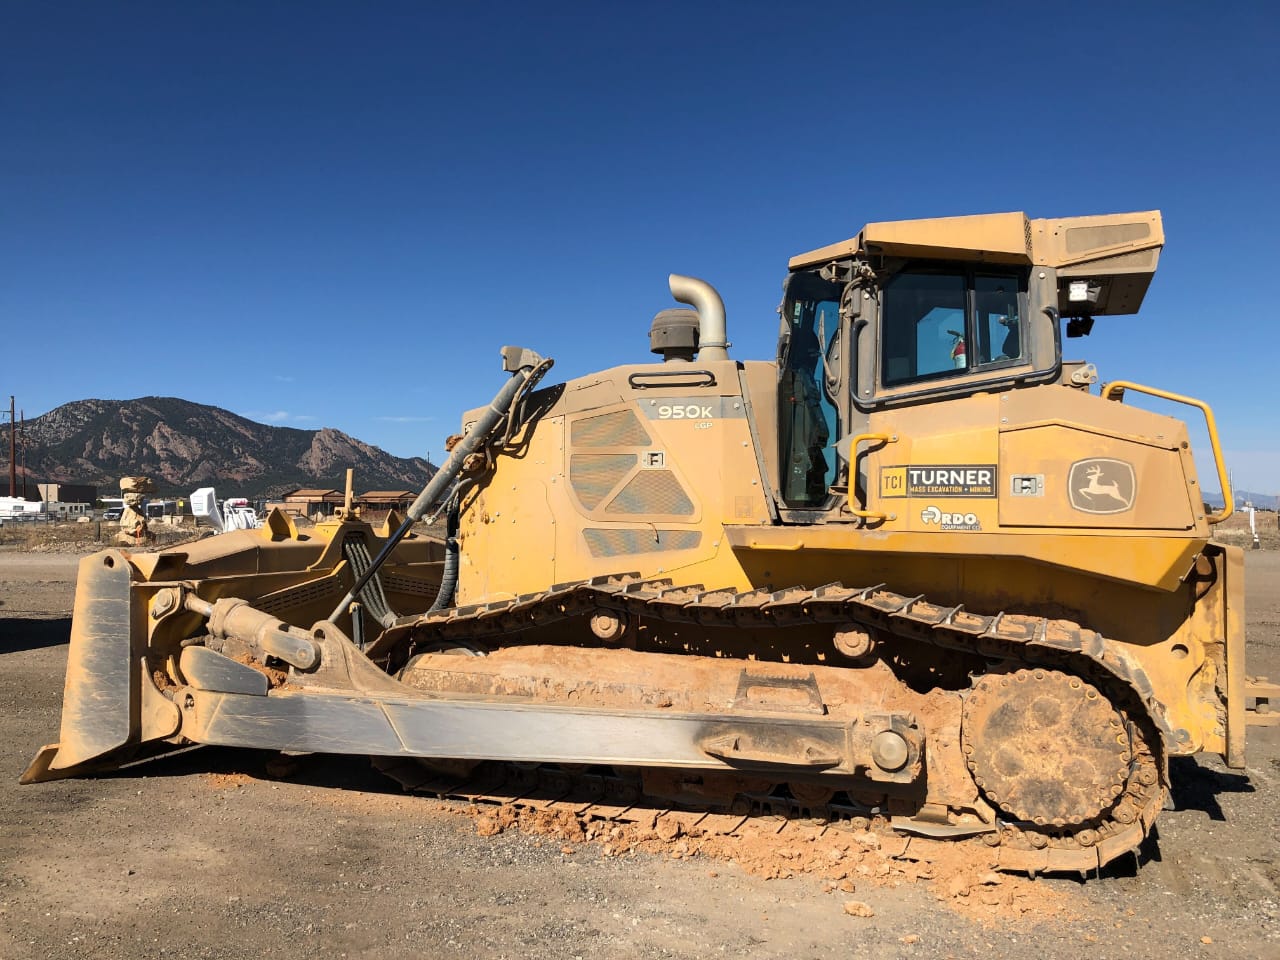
[326,349,547,624]
[428,500,460,613]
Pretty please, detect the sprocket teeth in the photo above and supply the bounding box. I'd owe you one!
[961,668,1131,827]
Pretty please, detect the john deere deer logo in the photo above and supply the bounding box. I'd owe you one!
[1068,459,1136,514]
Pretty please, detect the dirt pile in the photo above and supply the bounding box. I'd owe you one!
[460,801,1077,922]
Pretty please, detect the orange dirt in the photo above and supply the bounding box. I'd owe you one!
[203,772,256,789]
[458,800,1078,923]
[232,652,289,688]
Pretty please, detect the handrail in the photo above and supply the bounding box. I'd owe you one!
[1100,380,1233,524]
[838,432,897,522]
[627,369,716,389]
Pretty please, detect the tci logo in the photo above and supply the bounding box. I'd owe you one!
[920,505,981,531]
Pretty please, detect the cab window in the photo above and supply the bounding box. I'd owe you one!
[881,269,1026,388]
[974,276,1021,362]
[882,273,966,385]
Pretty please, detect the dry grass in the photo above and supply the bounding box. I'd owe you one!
[1210,508,1279,550]
[0,518,203,552]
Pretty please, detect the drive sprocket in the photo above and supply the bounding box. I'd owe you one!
[961,668,1131,828]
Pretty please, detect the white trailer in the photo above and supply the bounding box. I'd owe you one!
[47,501,90,520]
[0,497,47,522]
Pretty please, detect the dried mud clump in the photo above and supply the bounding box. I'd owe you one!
[232,653,289,688]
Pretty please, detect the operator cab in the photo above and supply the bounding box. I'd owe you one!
[777,211,1164,510]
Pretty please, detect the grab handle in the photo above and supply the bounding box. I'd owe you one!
[1101,380,1233,524]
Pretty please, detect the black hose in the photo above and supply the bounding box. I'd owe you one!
[428,500,460,613]
[325,358,541,625]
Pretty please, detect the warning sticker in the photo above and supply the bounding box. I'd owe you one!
[880,464,997,499]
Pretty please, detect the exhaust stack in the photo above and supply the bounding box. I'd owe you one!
[668,274,728,361]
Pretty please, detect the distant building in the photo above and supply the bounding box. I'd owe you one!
[358,490,415,520]
[273,488,344,520]
[37,482,97,505]
[0,496,89,520]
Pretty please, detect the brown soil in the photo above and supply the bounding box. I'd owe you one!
[457,801,1076,924]
[203,771,257,789]
[232,651,290,688]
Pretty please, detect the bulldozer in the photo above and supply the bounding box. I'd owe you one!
[22,210,1270,875]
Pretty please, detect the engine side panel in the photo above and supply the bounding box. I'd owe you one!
[456,359,772,603]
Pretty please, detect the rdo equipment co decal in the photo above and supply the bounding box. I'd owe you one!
[920,505,982,531]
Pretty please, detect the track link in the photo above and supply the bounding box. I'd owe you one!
[378,575,1169,875]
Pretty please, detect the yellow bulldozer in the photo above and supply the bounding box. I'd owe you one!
[23,210,1270,875]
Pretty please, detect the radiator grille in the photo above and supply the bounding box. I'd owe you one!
[382,574,439,597]
[1064,221,1151,253]
[604,469,694,516]
[570,453,636,509]
[1061,248,1157,270]
[571,409,651,447]
[255,576,343,617]
[583,528,702,557]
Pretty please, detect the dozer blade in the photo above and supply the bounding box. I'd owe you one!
[20,551,138,783]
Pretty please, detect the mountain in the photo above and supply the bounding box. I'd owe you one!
[18,397,435,500]
[1202,491,1277,511]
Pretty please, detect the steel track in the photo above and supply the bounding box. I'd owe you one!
[375,575,1168,875]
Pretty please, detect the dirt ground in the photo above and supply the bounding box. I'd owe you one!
[1,546,1277,959]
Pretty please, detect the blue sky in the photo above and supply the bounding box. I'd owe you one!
[3,2,1277,492]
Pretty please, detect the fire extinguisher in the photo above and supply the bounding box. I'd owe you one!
[948,329,966,369]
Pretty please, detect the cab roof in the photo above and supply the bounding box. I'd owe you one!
[788,210,1164,317]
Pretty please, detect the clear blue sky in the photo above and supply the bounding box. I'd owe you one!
[3,1,1277,492]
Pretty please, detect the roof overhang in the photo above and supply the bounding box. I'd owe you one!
[788,210,1164,317]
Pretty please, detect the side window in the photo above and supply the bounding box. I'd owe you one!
[975,276,1023,363]
[882,273,966,386]
[881,269,1025,388]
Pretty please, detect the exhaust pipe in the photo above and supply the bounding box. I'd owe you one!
[669,274,728,361]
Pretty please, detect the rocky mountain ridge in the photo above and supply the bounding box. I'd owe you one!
[17,397,434,500]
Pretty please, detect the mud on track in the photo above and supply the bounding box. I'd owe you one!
[1,549,1277,959]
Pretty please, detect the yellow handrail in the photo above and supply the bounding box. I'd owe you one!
[843,432,897,522]
[1101,380,1233,524]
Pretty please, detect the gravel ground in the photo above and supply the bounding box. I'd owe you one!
[1,548,1277,959]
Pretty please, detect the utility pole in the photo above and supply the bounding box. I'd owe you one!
[8,395,15,498]
[20,408,27,500]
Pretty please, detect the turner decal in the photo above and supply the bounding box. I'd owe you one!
[880,464,997,498]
